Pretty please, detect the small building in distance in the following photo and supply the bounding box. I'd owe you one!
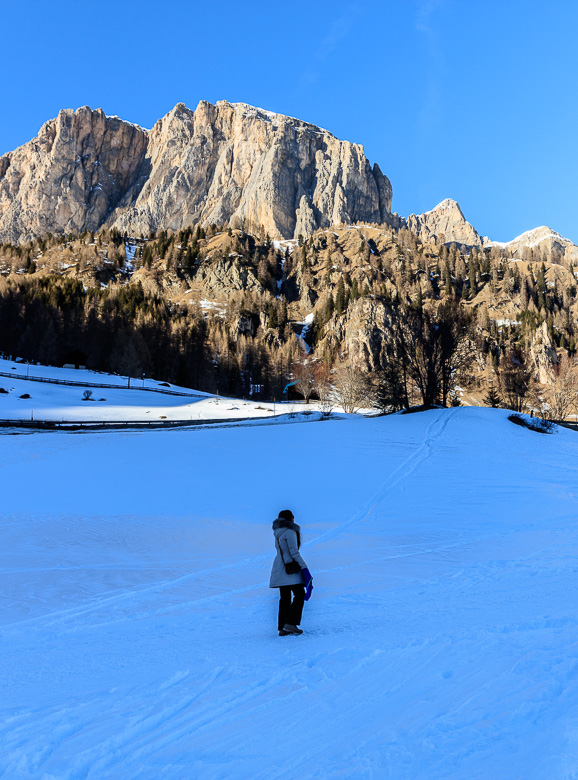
[59,349,88,370]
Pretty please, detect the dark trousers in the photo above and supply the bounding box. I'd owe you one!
[278,585,305,629]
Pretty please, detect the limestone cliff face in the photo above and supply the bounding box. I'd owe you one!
[406,199,483,247]
[0,107,148,244]
[341,297,393,371]
[109,101,392,240]
[0,101,392,243]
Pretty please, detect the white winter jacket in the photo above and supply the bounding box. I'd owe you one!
[269,520,307,587]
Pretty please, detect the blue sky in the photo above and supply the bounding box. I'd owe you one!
[2,0,576,242]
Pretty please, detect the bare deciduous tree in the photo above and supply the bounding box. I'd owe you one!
[387,300,473,409]
[498,350,537,413]
[332,361,376,414]
[314,364,334,416]
[546,356,578,420]
[292,357,317,403]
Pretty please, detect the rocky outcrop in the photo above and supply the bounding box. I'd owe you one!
[487,226,578,265]
[530,321,558,384]
[192,255,263,297]
[0,101,392,244]
[321,297,392,372]
[405,199,483,247]
[0,107,148,245]
[408,201,578,265]
[110,101,391,240]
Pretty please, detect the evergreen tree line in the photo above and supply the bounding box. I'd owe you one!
[0,276,296,398]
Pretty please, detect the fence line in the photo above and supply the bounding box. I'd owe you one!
[552,419,578,431]
[0,416,258,431]
[0,411,320,432]
[0,370,204,398]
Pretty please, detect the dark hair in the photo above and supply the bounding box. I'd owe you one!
[277,509,300,547]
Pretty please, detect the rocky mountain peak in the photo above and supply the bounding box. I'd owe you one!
[487,224,578,264]
[489,225,573,248]
[112,98,393,239]
[0,106,148,245]
[0,101,392,244]
[405,198,483,247]
[425,198,463,215]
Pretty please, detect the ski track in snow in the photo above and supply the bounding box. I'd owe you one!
[306,408,458,548]
[1,408,578,778]
[1,412,458,637]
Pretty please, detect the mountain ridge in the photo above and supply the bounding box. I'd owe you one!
[0,101,576,261]
[0,100,392,244]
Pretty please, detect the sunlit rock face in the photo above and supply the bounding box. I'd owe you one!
[405,199,483,247]
[0,107,148,244]
[0,101,392,243]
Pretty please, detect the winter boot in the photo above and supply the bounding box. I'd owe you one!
[283,624,304,635]
[279,629,290,636]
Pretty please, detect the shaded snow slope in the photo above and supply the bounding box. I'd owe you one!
[0,358,304,422]
[1,408,578,778]
[0,357,209,393]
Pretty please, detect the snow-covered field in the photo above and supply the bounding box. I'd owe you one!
[2,406,578,778]
[0,358,304,423]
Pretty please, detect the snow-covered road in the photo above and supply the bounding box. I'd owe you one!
[1,408,577,778]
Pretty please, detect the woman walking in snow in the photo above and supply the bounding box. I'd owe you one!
[269,509,313,636]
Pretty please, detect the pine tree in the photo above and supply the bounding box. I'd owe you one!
[520,279,529,309]
[469,260,478,297]
[334,278,346,315]
[484,385,502,407]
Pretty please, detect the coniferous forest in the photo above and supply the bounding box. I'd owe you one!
[1,220,577,414]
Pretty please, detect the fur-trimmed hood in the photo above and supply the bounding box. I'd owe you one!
[272,518,301,548]
[272,518,301,533]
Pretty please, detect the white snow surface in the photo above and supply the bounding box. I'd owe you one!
[124,241,137,275]
[494,318,521,327]
[1,407,578,778]
[0,358,303,422]
[272,239,297,254]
